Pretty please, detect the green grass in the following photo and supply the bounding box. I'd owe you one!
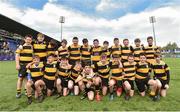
[0,58,180,111]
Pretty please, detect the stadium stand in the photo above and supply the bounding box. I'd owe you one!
[0,14,60,61]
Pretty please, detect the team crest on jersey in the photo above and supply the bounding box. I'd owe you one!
[53,64,56,68]
[162,65,164,69]
[65,69,68,73]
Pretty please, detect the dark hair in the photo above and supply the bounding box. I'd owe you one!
[123,38,129,42]
[93,39,99,42]
[112,54,119,58]
[73,37,78,40]
[103,41,109,45]
[33,55,40,59]
[134,38,141,43]
[147,36,153,40]
[47,53,55,58]
[139,53,146,57]
[25,34,33,39]
[82,38,88,43]
[128,53,134,58]
[114,38,119,41]
[61,55,68,60]
[61,39,67,45]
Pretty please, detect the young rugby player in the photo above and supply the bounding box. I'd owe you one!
[91,39,102,65]
[123,54,136,100]
[133,38,144,62]
[56,56,72,98]
[102,41,111,61]
[15,35,33,98]
[26,55,44,104]
[35,54,57,102]
[75,63,95,101]
[109,54,123,100]
[151,53,170,98]
[135,53,158,101]
[121,39,133,63]
[111,38,121,58]
[68,37,81,65]
[56,39,69,60]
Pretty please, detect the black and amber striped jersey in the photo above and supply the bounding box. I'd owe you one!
[136,62,151,79]
[47,44,56,55]
[91,46,102,64]
[27,62,44,78]
[70,66,82,80]
[151,60,170,81]
[43,61,58,80]
[102,47,111,61]
[57,64,71,78]
[33,41,47,60]
[16,44,33,64]
[121,45,133,62]
[143,45,159,64]
[57,46,69,59]
[132,46,144,62]
[80,45,92,61]
[94,61,110,78]
[68,44,81,61]
[123,61,136,80]
[111,45,121,58]
[110,61,123,80]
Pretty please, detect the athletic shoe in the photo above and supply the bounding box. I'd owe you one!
[16,93,22,99]
[37,95,44,103]
[109,94,114,101]
[27,97,32,105]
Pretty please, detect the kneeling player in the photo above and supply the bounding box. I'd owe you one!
[26,55,44,104]
[69,61,83,96]
[135,53,157,101]
[123,54,136,100]
[76,64,95,101]
[56,56,72,98]
[109,54,123,100]
[93,54,110,101]
[35,54,57,102]
[151,53,170,98]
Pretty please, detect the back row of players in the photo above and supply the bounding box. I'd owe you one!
[15,33,170,104]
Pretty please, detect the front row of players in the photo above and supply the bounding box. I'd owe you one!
[24,52,170,105]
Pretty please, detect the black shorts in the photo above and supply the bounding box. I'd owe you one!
[59,76,69,88]
[18,64,28,78]
[157,78,168,89]
[40,57,46,62]
[70,78,78,86]
[43,78,55,91]
[101,77,109,87]
[123,79,134,90]
[135,78,150,92]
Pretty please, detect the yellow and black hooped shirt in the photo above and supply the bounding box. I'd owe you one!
[111,45,121,58]
[57,64,71,78]
[68,44,81,61]
[27,62,44,78]
[16,44,33,64]
[70,66,82,80]
[102,47,111,61]
[91,46,102,64]
[94,61,110,79]
[133,46,144,62]
[110,61,123,80]
[43,61,58,81]
[33,41,47,60]
[135,62,151,80]
[80,45,92,61]
[57,46,69,59]
[121,45,133,62]
[123,61,136,80]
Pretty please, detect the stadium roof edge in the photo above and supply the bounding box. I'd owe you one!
[0,14,60,43]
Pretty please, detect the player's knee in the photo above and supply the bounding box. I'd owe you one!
[109,79,115,87]
[68,80,74,89]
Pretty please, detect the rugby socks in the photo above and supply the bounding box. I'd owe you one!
[17,88,21,94]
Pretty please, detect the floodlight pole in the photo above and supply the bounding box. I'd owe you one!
[149,16,157,46]
[59,16,65,41]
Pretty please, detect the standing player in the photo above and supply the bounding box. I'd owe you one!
[133,38,144,62]
[111,38,121,59]
[68,37,81,65]
[56,39,69,60]
[151,53,170,98]
[121,39,133,63]
[35,54,57,102]
[144,36,159,64]
[102,41,111,61]
[33,33,47,62]
[47,39,57,56]
[91,39,102,65]
[93,54,110,101]
[26,55,44,104]
[80,38,92,67]
[135,53,157,101]
[109,54,123,100]
[123,54,136,100]
[15,35,33,98]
